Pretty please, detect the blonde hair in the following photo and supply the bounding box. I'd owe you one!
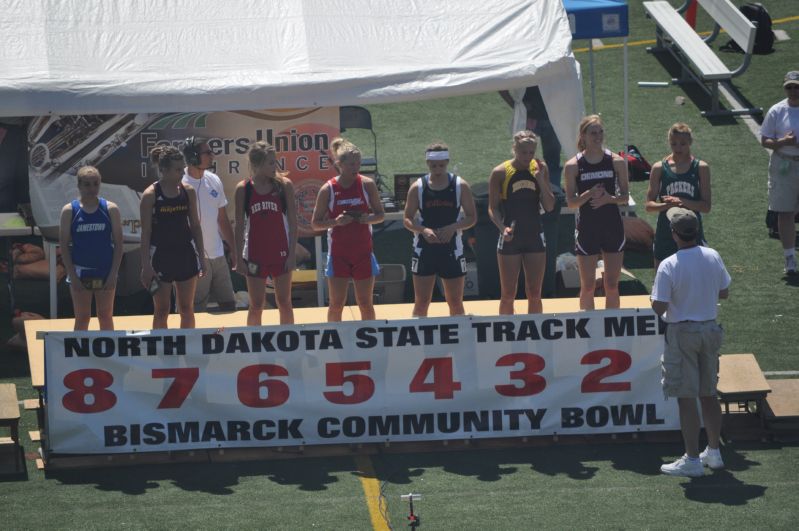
[512,130,538,153]
[576,114,603,151]
[77,165,101,183]
[330,137,361,163]
[149,145,184,172]
[668,122,693,143]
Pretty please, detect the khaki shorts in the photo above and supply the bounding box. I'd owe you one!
[767,153,799,213]
[662,320,723,398]
[194,255,235,311]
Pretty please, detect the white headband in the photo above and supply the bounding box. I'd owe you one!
[426,150,449,161]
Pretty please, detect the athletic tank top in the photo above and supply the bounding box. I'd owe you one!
[327,174,372,257]
[656,157,705,241]
[70,198,113,274]
[575,149,620,226]
[152,181,193,250]
[413,173,463,252]
[499,159,543,238]
[244,179,290,264]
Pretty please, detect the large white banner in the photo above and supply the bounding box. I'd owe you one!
[43,310,678,454]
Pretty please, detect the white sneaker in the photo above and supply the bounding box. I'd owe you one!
[660,455,704,477]
[785,255,798,275]
[699,446,724,470]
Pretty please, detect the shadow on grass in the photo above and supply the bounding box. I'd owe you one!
[47,455,352,495]
[679,470,767,505]
[782,273,799,287]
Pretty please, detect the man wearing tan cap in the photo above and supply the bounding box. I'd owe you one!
[761,71,799,275]
[651,207,731,478]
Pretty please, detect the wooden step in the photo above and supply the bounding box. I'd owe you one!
[765,379,799,421]
[717,354,771,403]
[23,399,40,411]
[0,384,23,474]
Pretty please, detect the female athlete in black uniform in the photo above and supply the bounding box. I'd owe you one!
[488,131,555,314]
[403,142,476,317]
[140,145,206,329]
[563,115,629,310]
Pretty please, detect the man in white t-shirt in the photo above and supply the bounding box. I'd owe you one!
[761,70,799,275]
[651,207,731,478]
[182,137,237,312]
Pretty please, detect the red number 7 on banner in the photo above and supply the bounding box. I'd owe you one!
[152,368,200,409]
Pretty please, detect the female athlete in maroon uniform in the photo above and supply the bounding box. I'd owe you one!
[563,115,629,310]
[311,137,385,322]
[234,141,297,325]
[140,145,206,329]
[488,130,555,314]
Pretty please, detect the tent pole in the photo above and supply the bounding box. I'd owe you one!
[589,40,596,114]
[623,36,628,154]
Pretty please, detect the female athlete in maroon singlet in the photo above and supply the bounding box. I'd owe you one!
[234,141,298,326]
[563,115,630,310]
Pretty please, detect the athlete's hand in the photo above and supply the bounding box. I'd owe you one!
[781,131,797,147]
[502,225,514,242]
[435,224,456,245]
[103,275,117,291]
[421,227,439,244]
[285,252,296,273]
[589,186,610,208]
[336,213,354,226]
[662,195,683,207]
[199,258,209,278]
[237,256,248,276]
[71,273,88,292]
[140,264,156,288]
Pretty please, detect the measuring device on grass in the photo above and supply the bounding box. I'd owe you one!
[401,493,422,528]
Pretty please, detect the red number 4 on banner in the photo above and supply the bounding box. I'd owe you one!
[409,357,462,399]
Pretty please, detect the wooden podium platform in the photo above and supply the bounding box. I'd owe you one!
[24,295,652,389]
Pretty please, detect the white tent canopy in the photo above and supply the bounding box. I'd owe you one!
[0,0,583,155]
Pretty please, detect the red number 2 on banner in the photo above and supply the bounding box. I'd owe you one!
[152,368,200,409]
[62,369,117,413]
[494,353,547,396]
[580,349,632,392]
[409,357,462,399]
[324,361,375,404]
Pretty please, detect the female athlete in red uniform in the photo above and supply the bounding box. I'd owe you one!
[140,145,206,329]
[563,115,629,310]
[311,137,385,322]
[234,141,297,325]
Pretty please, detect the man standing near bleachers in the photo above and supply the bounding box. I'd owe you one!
[761,71,799,275]
[651,207,731,478]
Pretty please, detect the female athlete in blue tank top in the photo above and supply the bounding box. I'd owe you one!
[58,166,124,330]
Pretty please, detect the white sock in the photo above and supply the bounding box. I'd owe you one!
[784,248,796,258]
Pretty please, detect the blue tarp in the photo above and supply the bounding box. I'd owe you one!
[563,0,629,39]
